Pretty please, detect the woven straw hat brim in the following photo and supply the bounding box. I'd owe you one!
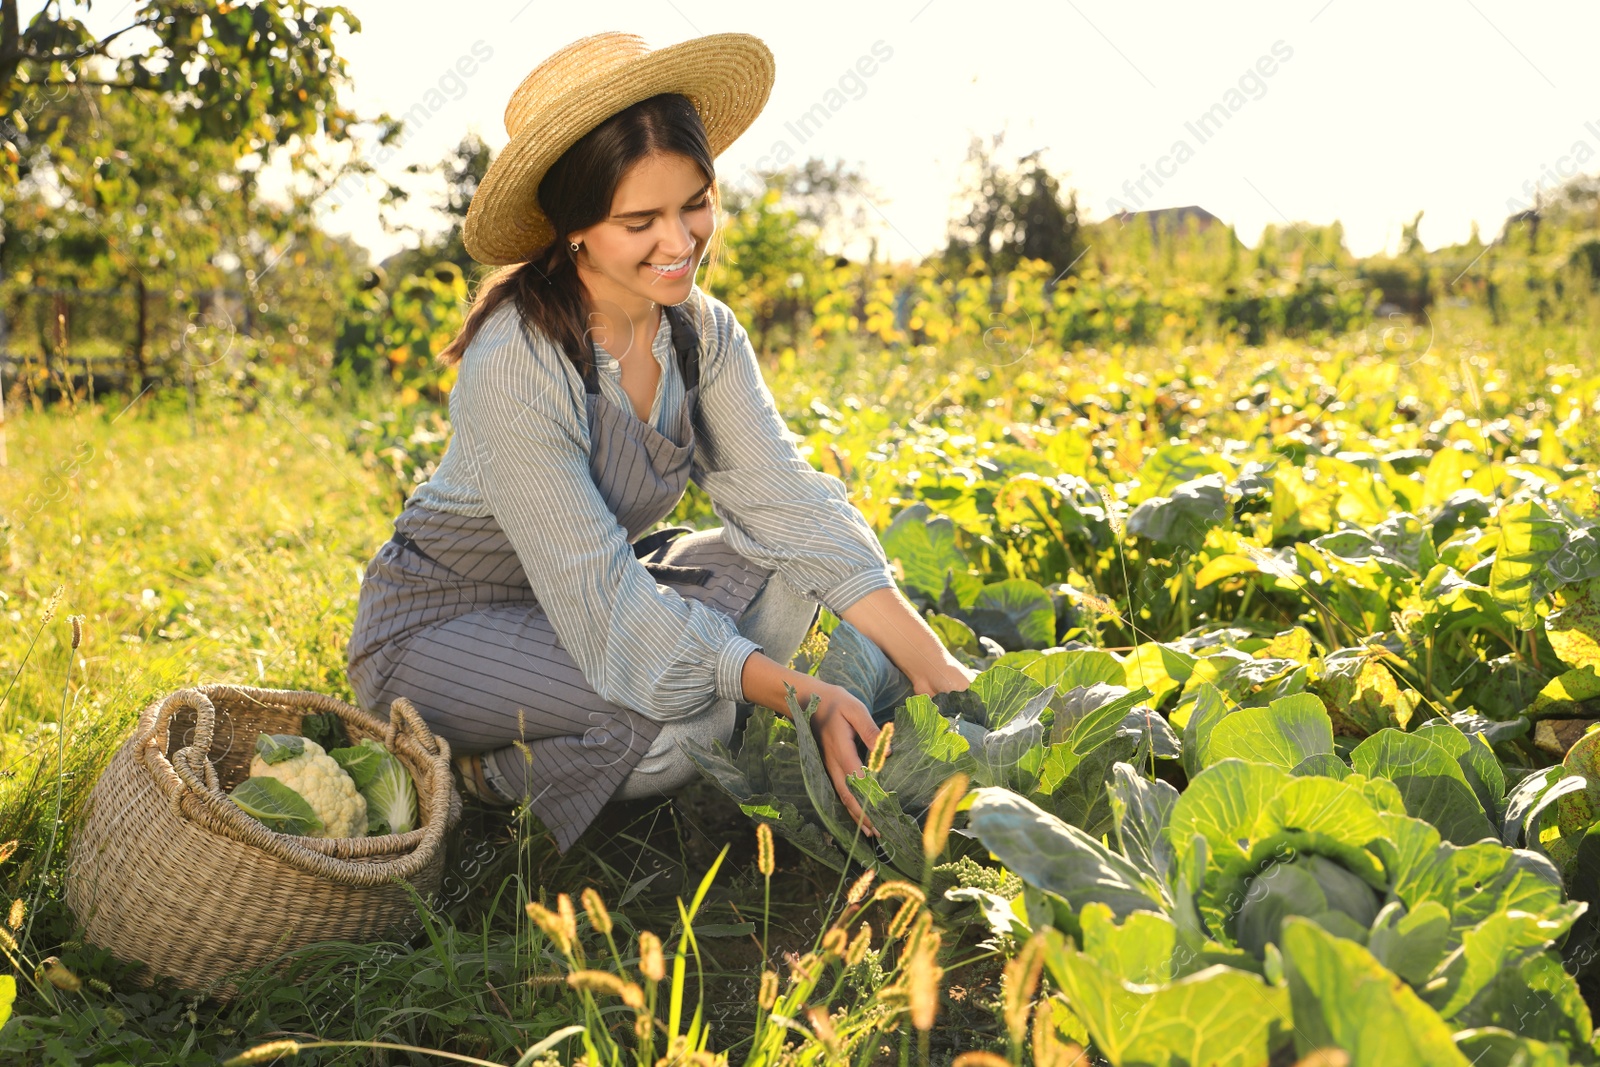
[464,32,775,267]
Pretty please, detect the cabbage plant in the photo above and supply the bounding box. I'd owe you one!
[681,620,1174,884]
[963,691,1597,1065]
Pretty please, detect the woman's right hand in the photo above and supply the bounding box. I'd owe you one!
[808,684,884,838]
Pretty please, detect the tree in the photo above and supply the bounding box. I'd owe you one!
[377,132,492,285]
[938,133,1083,285]
[2,0,361,178]
[713,183,831,355]
[733,156,881,260]
[940,133,1018,278]
[6,83,369,392]
[1011,161,1082,283]
[1,1,377,394]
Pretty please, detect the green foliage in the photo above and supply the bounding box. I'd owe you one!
[227,776,323,836]
[330,738,418,835]
[972,752,1597,1063]
[332,267,466,403]
[253,732,305,765]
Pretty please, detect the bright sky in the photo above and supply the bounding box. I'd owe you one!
[63,0,1600,264]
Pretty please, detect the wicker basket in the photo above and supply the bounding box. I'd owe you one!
[65,683,463,997]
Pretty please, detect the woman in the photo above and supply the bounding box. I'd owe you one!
[345,30,974,854]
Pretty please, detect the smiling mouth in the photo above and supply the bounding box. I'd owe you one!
[645,250,694,274]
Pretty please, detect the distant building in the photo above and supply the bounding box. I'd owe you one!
[1111,204,1227,237]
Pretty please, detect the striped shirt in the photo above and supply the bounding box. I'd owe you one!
[404,283,898,722]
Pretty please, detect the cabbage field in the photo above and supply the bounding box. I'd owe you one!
[671,300,1600,1064]
[3,222,1600,1066]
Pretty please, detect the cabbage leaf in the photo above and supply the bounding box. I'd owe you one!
[229,776,322,836]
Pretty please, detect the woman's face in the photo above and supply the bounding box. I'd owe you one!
[569,151,715,315]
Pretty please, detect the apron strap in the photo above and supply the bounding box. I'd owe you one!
[662,301,701,391]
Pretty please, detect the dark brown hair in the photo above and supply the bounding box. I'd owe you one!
[437,93,725,376]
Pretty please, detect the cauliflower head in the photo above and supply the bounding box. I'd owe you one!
[249,733,368,839]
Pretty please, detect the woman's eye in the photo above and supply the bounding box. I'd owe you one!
[626,199,710,233]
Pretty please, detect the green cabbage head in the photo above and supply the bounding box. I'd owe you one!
[1234,852,1382,957]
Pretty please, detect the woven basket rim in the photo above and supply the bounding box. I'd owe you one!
[133,684,460,886]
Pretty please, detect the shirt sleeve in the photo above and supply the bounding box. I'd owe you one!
[456,307,761,718]
[686,288,899,616]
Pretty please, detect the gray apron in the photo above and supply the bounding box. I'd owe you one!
[345,301,773,852]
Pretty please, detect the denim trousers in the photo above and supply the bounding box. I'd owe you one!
[480,570,823,803]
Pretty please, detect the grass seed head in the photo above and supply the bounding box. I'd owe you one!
[7,898,22,930]
[758,968,779,1010]
[69,613,83,649]
[1097,486,1124,537]
[655,1036,686,1067]
[845,868,876,904]
[1076,590,1119,619]
[904,910,934,951]
[953,1054,1013,1067]
[821,926,848,958]
[756,821,774,876]
[567,969,628,998]
[638,930,665,983]
[41,586,62,626]
[886,898,921,942]
[871,879,925,905]
[223,1041,303,1067]
[1003,933,1047,1047]
[557,892,578,945]
[526,901,573,956]
[39,956,82,992]
[581,887,612,936]
[867,722,894,773]
[806,1006,841,1055]
[847,921,873,966]
[907,929,943,1031]
[786,950,822,985]
[526,973,567,987]
[922,771,969,860]
[876,876,928,908]
[0,840,16,865]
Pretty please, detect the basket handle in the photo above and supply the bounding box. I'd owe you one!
[383,696,441,757]
[136,687,225,803]
[143,687,218,758]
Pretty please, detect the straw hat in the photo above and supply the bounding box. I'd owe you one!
[463,30,776,267]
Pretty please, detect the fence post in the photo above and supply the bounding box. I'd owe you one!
[0,248,7,461]
[50,290,67,402]
[131,274,148,390]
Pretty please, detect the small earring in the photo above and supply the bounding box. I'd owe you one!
[569,241,580,251]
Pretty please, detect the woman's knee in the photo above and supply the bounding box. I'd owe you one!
[739,573,821,669]
[613,696,735,799]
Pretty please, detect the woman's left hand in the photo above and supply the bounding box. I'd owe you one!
[838,586,983,700]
